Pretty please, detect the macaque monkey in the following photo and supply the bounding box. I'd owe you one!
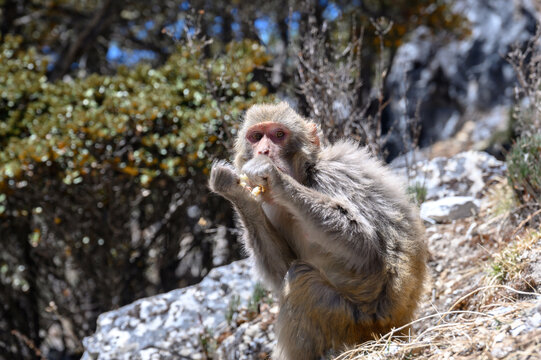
[209,102,427,359]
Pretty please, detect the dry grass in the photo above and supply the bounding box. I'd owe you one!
[485,178,517,219]
[335,286,540,360]
[485,229,541,288]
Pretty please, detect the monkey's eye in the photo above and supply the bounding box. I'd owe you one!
[249,132,263,142]
[275,130,285,138]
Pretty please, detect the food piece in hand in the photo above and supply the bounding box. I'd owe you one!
[251,185,264,197]
[239,173,249,188]
[239,173,265,198]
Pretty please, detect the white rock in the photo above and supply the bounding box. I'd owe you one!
[82,259,257,360]
[528,312,541,328]
[493,331,506,343]
[510,324,526,337]
[394,151,505,201]
[420,196,480,223]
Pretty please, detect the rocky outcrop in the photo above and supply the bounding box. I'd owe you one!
[394,150,506,200]
[82,260,257,360]
[215,304,277,360]
[385,0,536,156]
[420,196,480,223]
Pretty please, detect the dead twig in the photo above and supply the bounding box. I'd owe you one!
[511,208,541,237]
[10,330,47,360]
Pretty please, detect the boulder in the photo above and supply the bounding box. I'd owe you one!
[215,304,277,360]
[393,150,506,201]
[82,259,256,360]
[420,196,480,223]
[385,0,536,156]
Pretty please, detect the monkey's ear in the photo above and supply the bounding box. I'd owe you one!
[309,123,320,147]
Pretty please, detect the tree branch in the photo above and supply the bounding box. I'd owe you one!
[49,0,122,81]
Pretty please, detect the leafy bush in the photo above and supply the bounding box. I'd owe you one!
[0,33,271,358]
[507,134,541,204]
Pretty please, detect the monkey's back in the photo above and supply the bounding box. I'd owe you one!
[307,140,427,338]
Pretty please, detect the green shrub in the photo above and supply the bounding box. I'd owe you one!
[247,282,271,314]
[507,134,541,203]
[0,33,272,357]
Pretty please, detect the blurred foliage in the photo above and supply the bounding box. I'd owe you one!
[507,29,541,140]
[0,33,271,358]
[0,35,269,187]
[507,134,541,204]
[0,0,183,79]
[0,0,468,85]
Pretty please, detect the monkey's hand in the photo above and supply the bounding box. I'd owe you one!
[209,160,243,197]
[241,156,279,195]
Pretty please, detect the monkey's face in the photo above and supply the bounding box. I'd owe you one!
[245,121,294,177]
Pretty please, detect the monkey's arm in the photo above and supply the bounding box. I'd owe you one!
[243,156,383,257]
[209,161,296,292]
[235,204,296,291]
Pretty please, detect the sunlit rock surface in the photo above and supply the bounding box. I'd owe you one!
[82,260,256,360]
[421,196,480,223]
[394,150,506,200]
[385,0,536,156]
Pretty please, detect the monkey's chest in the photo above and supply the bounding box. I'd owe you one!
[261,203,320,260]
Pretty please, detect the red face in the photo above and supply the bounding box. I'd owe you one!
[246,122,292,174]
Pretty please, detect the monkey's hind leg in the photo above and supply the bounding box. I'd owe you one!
[273,261,365,360]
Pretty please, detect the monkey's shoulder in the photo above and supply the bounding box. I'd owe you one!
[317,141,393,179]
[319,140,381,165]
[314,140,409,200]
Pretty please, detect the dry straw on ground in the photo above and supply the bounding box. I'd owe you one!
[336,286,540,360]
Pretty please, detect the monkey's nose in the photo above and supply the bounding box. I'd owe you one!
[258,149,270,155]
